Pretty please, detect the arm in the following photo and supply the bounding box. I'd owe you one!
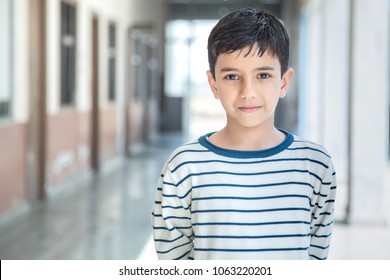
[309,159,337,260]
[152,162,193,260]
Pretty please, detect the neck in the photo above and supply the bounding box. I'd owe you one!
[212,123,285,151]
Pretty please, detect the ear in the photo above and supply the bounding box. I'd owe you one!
[207,70,219,99]
[280,67,294,98]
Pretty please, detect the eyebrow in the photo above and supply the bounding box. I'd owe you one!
[220,66,275,72]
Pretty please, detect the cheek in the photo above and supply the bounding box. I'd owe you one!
[216,91,234,107]
[258,83,283,98]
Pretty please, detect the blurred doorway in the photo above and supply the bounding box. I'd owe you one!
[164,19,225,138]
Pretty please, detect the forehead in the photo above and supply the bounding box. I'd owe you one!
[215,46,281,71]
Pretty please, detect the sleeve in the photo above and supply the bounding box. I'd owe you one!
[309,158,337,260]
[151,161,193,260]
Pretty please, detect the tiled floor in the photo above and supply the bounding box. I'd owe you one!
[0,133,184,260]
[329,222,390,259]
[0,132,389,260]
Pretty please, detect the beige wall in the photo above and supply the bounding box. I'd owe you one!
[0,124,27,214]
[0,0,166,221]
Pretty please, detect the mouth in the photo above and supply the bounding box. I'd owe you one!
[238,106,261,113]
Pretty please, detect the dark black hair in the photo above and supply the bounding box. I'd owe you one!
[207,7,290,78]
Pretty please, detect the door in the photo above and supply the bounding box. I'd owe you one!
[91,15,100,171]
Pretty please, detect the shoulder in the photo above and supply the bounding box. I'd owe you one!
[161,136,214,176]
[287,134,336,173]
[289,134,333,159]
[285,135,337,183]
[166,136,210,166]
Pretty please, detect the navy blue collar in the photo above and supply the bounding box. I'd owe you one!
[198,129,294,159]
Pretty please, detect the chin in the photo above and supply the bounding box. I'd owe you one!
[238,122,266,129]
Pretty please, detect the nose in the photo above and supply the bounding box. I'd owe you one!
[240,79,256,99]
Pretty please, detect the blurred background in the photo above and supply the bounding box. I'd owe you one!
[0,0,389,259]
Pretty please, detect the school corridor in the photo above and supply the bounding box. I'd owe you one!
[0,131,389,260]
[1,0,389,260]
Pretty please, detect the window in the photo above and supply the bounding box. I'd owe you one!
[164,20,191,97]
[108,22,116,101]
[0,0,13,117]
[164,20,216,97]
[130,30,143,100]
[60,1,76,105]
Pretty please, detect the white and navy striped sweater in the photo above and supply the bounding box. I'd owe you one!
[152,131,337,260]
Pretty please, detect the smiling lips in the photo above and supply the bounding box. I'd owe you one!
[238,106,261,113]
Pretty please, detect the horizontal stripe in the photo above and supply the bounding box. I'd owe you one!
[310,244,330,250]
[294,139,326,150]
[171,157,329,173]
[153,226,192,230]
[312,191,329,198]
[168,169,325,187]
[169,149,209,164]
[161,204,191,210]
[192,181,314,190]
[312,233,332,238]
[191,207,310,214]
[286,146,330,158]
[192,220,310,226]
[192,194,309,201]
[309,254,326,260]
[194,247,309,252]
[163,216,191,220]
[156,240,192,254]
[162,188,192,200]
[174,250,192,260]
[194,233,310,239]
[319,212,333,216]
[313,221,334,227]
[154,234,185,243]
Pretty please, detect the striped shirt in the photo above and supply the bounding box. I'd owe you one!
[152,130,337,260]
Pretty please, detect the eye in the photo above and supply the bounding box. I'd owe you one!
[258,73,271,79]
[224,74,239,80]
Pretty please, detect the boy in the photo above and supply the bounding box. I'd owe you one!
[152,7,336,260]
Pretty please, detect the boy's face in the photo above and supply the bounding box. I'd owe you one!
[207,45,293,131]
